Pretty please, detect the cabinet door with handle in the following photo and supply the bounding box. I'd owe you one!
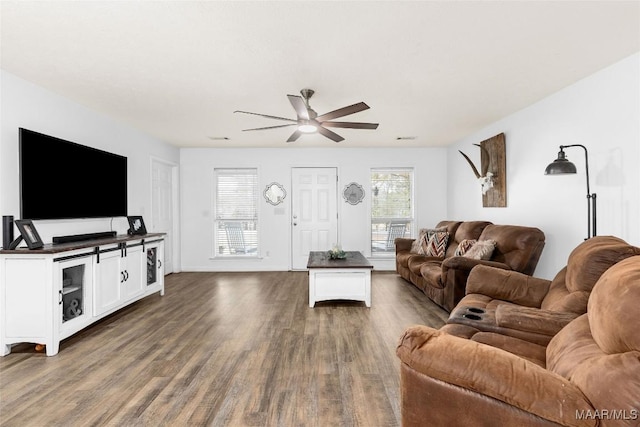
[121,245,143,302]
[145,241,164,293]
[57,255,93,338]
[94,249,122,316]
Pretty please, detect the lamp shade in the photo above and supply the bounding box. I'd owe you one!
[545,149,577,175]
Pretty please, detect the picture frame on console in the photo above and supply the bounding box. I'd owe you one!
[13,219,44,249]
[127,216,147,235]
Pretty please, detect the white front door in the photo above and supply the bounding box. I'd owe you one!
[291,167,338,270]
[151,159,176,274]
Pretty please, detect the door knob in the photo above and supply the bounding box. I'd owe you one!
[293,222,297,226]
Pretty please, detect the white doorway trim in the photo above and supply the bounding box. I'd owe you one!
[150,156,181,274]
[290,167,338,270]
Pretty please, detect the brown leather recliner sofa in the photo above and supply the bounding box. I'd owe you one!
[444,236,640,348]
[396,255,640,427]
[395,220,545,312]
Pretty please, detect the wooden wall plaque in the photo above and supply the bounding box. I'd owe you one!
[480,133,507,207]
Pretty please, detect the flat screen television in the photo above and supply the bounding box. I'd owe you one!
[19,128,128,220]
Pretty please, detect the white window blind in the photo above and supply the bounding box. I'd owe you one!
[214,168,258,256]
[371,168,413,256]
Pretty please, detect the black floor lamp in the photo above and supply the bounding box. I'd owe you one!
[545,144,597,240]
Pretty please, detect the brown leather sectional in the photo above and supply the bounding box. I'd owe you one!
[395,220,545,312]
[397,236,640,426]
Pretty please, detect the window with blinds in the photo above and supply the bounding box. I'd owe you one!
[371,168,413,256]
[214,168,258,256]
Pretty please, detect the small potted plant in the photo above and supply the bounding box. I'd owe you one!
[328,244,346,259]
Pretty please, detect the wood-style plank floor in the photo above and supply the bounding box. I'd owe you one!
[0,271,448,427]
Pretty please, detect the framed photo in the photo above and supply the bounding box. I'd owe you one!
[127,216,147,235]
[14,219,44,249]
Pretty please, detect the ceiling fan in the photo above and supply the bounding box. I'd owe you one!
[234,89,379,143]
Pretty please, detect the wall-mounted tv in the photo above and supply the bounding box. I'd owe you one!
[19,128,128,220]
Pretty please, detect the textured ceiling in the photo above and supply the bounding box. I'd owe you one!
[1,1,639,148]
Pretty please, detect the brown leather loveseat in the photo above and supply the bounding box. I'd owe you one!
[395,220,545,311]
[396,255,640,427]
[444,236,640,347]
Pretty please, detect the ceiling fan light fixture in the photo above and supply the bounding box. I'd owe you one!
[235,89,378,143]
[298,122,317,133]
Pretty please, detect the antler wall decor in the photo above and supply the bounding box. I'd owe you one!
[459,133,507,207]
[458,145,494,195]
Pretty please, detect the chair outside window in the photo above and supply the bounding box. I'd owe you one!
[224,222,257,255]
[372,221,407,252]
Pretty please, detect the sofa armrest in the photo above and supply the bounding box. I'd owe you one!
[395,237,415,253]
[396,325,595,427]
[466,264,551,308]
[496,305,580,336]
[439,258,510,311]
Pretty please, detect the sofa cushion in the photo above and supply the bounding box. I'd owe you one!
[540,268,590,314]
[541,236,640,312]
[463,239,496,260]
[475,225,545,275]
[425,231,449,257]
[588,256,640,354]
[546,257,640,424]
[420,262,445,289]
[445,221,492,258]
[407,256,424,275]
[396,251,416,268]
[454,239,477,256]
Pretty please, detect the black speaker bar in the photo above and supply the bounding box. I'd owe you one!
[53,231,117,244]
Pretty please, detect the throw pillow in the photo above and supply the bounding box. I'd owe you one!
[425,231,449,258]
[410,226,447,255]
[463,239,497,260]
[454,239,477,257]
[410,229,429,254]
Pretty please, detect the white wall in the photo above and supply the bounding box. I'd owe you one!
[180,147,448,271]
[5,52,637,278]
[0,70,180,242]
[447,53,640,279]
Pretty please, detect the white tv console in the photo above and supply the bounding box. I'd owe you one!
[0,233,164,356]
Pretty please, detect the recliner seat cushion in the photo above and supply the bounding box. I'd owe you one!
[542,236,640,313]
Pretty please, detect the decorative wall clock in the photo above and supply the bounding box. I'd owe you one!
[343,182,365,205]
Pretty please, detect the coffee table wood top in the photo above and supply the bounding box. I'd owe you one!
[307,251,373,269]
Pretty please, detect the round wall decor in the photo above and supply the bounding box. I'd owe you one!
[263,182,287,205]
[343,182,365,205]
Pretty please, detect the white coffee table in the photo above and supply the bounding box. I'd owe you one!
[307,251,373,307]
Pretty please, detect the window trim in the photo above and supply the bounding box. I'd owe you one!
[212,167,259,258]
[370,167,415,258]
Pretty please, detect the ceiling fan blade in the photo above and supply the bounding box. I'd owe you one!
[242,124,297,132]
[321,121,379,130]
[317,126,345,143]
[287,95,309,120]
[287,130,302,143]
[315,102,369,122]
[234,110,296,122]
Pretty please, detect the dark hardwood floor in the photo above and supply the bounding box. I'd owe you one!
[0,271,448,426]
